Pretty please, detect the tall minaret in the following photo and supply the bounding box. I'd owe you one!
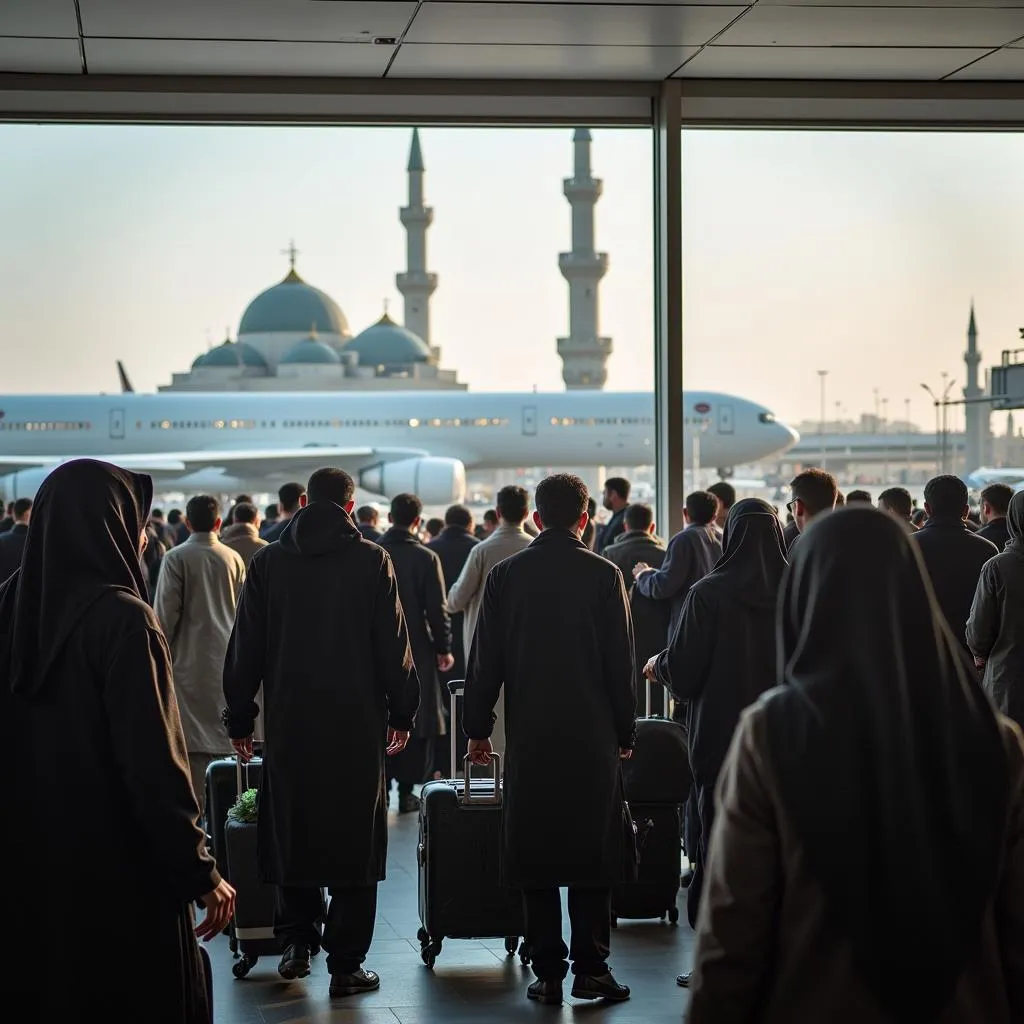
[557,128,611,389]
[396,128,437,349]
[963,301,988,472]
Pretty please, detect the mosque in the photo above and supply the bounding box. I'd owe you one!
[160,128,612,394]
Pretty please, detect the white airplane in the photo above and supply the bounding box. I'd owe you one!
[965,467,1024,492]
[0,390,798,502]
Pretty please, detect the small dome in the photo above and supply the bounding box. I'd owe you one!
[201,340,267,368]
[191,352,209,369]
[280,333,342,366]
[238,265,349,337]
[344,312,431,366]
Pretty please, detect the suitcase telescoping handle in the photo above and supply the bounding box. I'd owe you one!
[448,678,465,781]
[447,679,502,805]
[235,755,253,798]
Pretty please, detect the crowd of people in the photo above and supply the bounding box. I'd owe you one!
[2,459,1022,1021]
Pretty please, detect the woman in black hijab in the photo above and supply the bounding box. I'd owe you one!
[688,506,1024,1024]
[645,498,788,941]
[0,460,235,1022]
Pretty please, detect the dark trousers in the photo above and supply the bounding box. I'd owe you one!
[687,781,714,929]
[522,886,611,981]
[388,737,435,795]
[275,884,377,976]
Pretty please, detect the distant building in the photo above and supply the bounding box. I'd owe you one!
[963,302,990,472]
[160,130,466,394]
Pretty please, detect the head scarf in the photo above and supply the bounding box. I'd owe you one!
[1,459,153,698]
[1005,489,1024,556]
[707,497,787,607]
[766,507,1008,1021]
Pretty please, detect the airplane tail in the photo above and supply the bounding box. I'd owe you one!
[117,361,135,393]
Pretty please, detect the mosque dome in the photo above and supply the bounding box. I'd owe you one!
[238,265,349,337]
[344,312,431,366]
[191,352,209,369]
[201,339,268,369]
[280,332,342,365]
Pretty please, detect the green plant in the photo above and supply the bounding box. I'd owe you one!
[227,788,258,824]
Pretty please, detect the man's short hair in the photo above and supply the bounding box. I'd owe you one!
[151,508,164,520]
[444,504,473,530]
[391,493,423,528]
[624,503,654,533]
[306,468,354,506]
[685,491,718,526]
[186,495,220,533]
[706,481,736,510]
[233,501,258,525]
[13,497,32,519]
[587,497,598,518]
[924,475,969,519]
[790,469,839,516]
[535,473,589,531]
[878,487,913,519]
[496,485,529,524]
[356,504,378,524]
[981,483,1014,516]
[483,509,499,526]
[846,489,872,504]
[604,477,631,502]
[264,503,279,521]
[278,481,307,513]
[835,491,846,507]
[167,509,182,525]
[425,517,444,537]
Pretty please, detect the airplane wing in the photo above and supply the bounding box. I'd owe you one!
[0,446,428,479]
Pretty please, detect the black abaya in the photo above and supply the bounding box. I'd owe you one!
[0,459,219,1021]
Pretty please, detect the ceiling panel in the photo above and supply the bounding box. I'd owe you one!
[757,0,1024,6]
[404,3,745,46]
[79,0,416,42]
[389,41,699,77]
[947,47,1024,77]
[675,44,991,78]
[85,38,395,76]
[717,6,1024,47]
[0,36,81,72]
[0,0,78,38]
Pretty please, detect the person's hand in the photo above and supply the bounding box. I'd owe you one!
[974,656,987,669]
[632,562,652,580]
[619,748,633,760]
[387,728,410,756]
[195,878,236,941]
[231,736,254,764]
[467,738,493,766]
[437,652,455,673]
[643,656,659,681]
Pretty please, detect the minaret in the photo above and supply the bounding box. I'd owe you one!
[963,301,988,472]
[557,128,611,389]
[396,128,437,349]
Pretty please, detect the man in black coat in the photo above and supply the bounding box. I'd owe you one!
[632,491,722,641]
[0,497,32,582]
[911,474,998,655]
[355,504,383,542]
[464,473,636,1007]
[978,482,1013,551]
[379,493,453,813]
[0,501,14,535]
[223,468,419,998]
[260,481,306,543]
[784,468,838,554]
[597,477,631,554]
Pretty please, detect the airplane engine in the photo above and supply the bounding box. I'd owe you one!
[0,466,56,501]
[359,457,466,505]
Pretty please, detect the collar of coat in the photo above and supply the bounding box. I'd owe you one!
[529,527,587,549]
[185,531,219,545]
[382,526,421,544]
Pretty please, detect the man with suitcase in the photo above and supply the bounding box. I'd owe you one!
[223,467,420,998]
[464,473,636,1007]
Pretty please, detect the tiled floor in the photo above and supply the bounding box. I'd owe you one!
[210,794,693,1023]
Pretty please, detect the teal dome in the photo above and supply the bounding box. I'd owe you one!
[191,352,209,369]
[280,334,341,365]
[201,340,267,369]
[238,267,349,337]
[345,313,431,366]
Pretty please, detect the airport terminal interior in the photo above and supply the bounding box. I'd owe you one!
[1,2,1021,1023]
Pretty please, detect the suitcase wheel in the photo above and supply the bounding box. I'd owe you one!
[420,938,442,969]
[232,954,257,979]
[668,906,680,925]
[503,936,518,956]
[416,927,429,945]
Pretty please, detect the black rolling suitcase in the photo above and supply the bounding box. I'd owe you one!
[204,755,262,886]
[612,680,689,926]
[416,680,528,969]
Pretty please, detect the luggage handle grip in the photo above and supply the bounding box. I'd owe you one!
[449,679,465,777]
[235,755,253,798]
[461,752,501,806]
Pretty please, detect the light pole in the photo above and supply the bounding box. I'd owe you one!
[817,370,828,470]
[941,377,956,474]
[904,397,912,483]
[920,382,941,475]
[881,397,889,484]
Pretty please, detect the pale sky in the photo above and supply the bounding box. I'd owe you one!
[0,125,1020,432]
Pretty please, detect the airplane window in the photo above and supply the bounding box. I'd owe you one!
[759,412,776,424]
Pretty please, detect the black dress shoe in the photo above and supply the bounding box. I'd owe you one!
[677,971,693,988]
[278,943,312,980]
[527,979,563,1005]
[330,969,381,996]
[571,973,630,1001]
